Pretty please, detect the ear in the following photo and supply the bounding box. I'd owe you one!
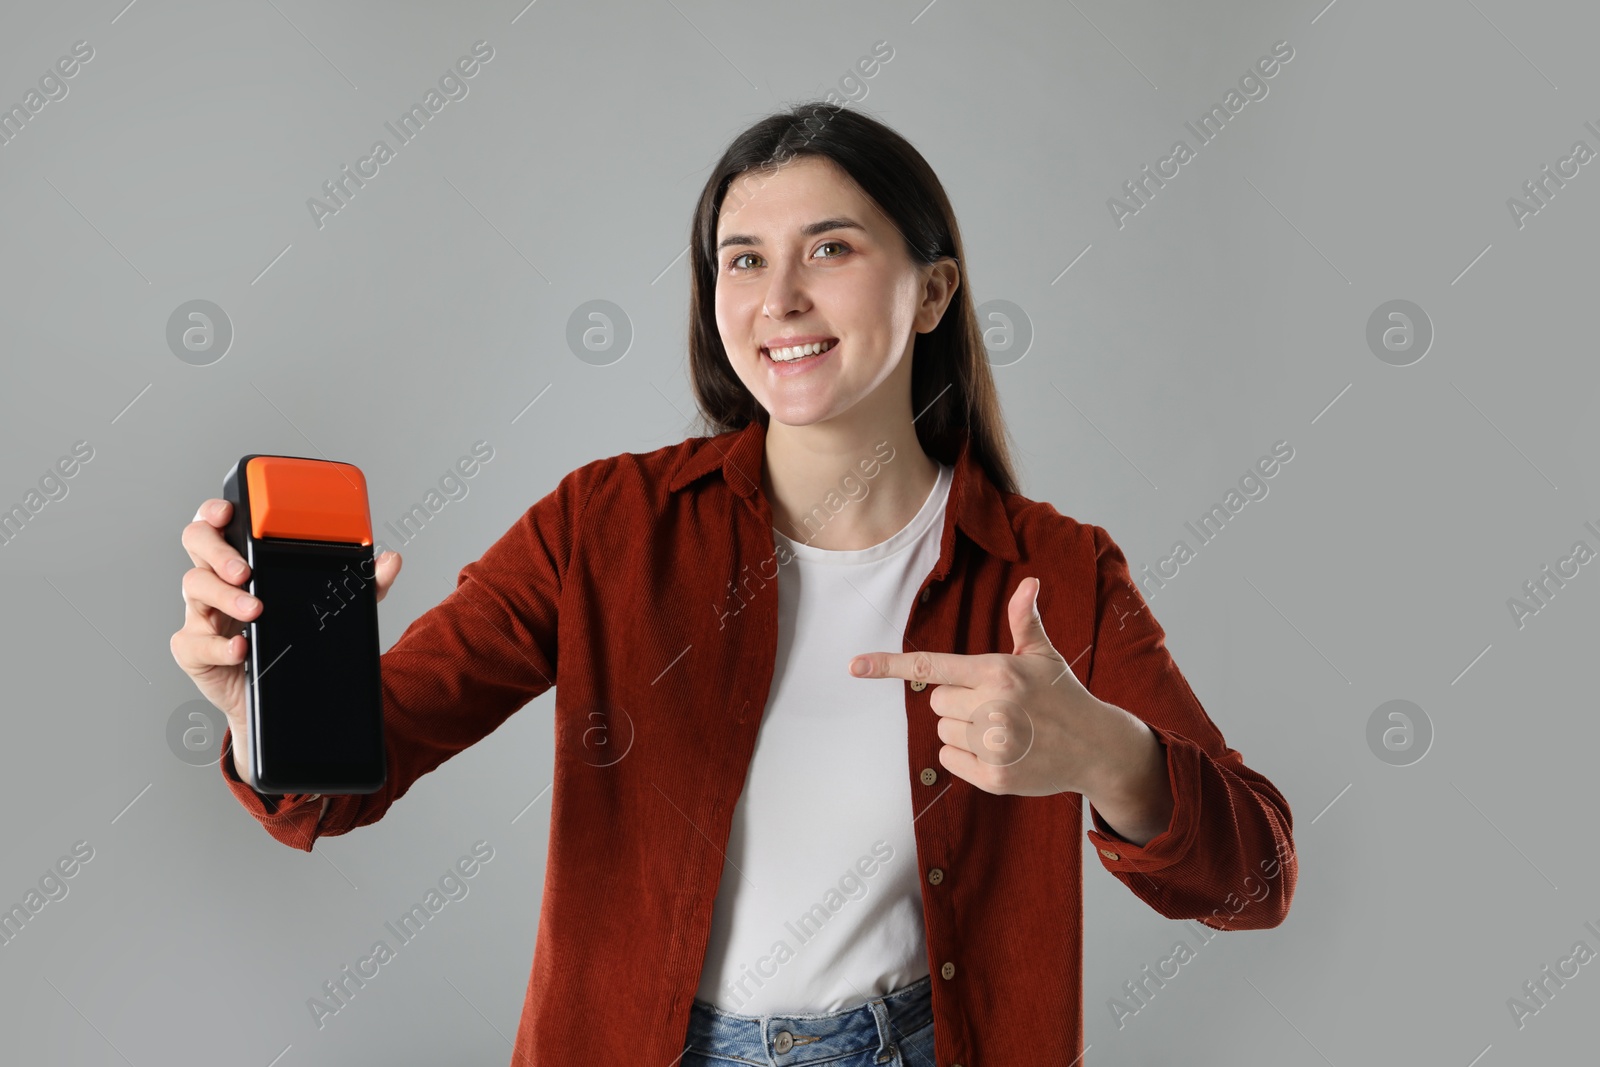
[914,256,961,335]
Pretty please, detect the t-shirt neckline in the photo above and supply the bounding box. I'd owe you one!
[773,462,954,566]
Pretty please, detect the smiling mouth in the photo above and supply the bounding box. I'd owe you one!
[762,339,838,363]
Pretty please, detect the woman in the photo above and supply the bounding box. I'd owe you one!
[173,102,1296,1066]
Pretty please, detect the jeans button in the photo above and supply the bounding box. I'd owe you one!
[773,1030,794,1053]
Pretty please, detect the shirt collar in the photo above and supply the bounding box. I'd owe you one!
[667,418,1021,565]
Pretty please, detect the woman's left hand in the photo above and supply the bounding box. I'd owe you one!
[848,576,1153,801]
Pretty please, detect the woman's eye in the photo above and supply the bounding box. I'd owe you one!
[725,241,848,273]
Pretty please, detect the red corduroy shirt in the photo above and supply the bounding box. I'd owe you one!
[219,416,1297,1066]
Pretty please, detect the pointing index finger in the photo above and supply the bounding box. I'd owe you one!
[852,649,985,688]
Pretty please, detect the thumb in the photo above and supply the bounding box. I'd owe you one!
[1008,576,1058,659]
[374,550,403,603]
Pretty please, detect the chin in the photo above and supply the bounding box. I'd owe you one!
[762,404,825,428]
[768,397,860,428]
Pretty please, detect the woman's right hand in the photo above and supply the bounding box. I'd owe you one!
[170,498,402,781]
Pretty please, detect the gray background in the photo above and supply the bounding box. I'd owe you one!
[1,0,1595,1063]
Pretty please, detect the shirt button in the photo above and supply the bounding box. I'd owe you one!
[940,961,956,980]
[773,1031,794,1053]
[1100,848,1120,861]
[920,767,937,786]
[927,867,944,885]
[910,680,927,691]
[920,587,931,604]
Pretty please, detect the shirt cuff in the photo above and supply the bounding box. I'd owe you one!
[1086,724,1204,874]
[218,726,324,850]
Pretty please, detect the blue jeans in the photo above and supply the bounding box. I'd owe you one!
[681,974,936,1067]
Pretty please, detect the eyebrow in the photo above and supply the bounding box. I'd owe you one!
[715,217,866,253]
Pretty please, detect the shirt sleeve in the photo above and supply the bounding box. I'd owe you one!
[1080,523,1296,930]
[216,735,327,851]
[217,460,596,852]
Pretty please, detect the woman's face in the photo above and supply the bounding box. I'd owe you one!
[713,154,957,429]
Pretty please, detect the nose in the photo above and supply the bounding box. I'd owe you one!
[762,257,810,322]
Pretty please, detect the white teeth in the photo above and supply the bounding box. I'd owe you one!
[766,339,836,362]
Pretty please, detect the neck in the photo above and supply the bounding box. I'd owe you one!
[762,417,941,551]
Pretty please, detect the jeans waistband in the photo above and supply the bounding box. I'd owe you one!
[685,973,934,1065]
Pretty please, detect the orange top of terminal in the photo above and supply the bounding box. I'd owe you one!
[245,457,372,545]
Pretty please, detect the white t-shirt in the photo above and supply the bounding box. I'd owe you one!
[694,461,956,1014]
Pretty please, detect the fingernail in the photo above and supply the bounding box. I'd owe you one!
[850,658,869,676]
[236,594,258,613]
[227,560,245,578]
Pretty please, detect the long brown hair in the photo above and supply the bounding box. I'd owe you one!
[685,100,1020,497]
